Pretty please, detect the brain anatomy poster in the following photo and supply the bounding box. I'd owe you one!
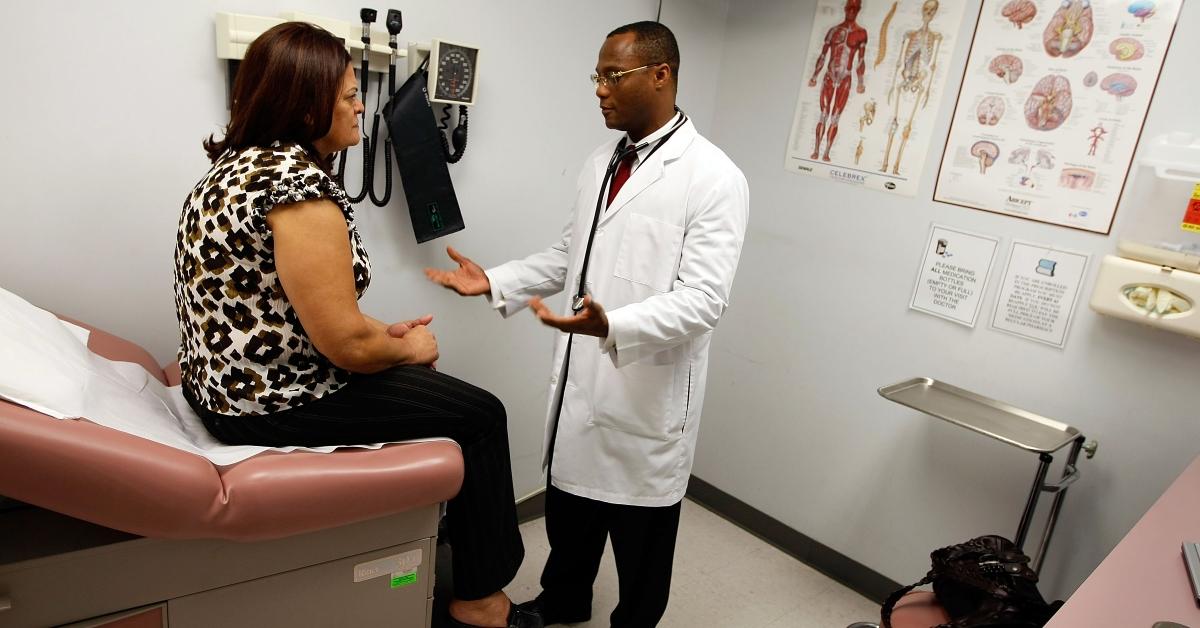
[934,0,1182,234]
[785,0,967,196]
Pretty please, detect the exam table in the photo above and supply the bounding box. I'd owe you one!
[0,316,464,627]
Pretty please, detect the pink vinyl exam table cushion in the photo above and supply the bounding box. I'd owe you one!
[0,317,464,542]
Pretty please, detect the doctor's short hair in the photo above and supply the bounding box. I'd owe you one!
[204,22,351,165]
[607,21,680,85]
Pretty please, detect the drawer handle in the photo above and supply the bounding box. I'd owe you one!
[0,597,11,612]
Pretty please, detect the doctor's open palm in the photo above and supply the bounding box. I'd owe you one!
[425,246,491,296]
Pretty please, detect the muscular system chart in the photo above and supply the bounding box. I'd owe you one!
[785,0,966,196]
[934,0,1182,234]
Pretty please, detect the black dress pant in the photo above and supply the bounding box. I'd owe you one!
[190,365,524,601]
[539,485,683,628]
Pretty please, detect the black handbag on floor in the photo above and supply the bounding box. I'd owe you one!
[881,535,1063,628]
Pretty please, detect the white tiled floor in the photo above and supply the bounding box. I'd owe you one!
[503,499,881,627]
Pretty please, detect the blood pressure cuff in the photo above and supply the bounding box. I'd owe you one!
[382,68,465,242]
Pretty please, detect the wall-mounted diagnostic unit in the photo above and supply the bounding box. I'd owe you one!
[216,11,403,71]
[213,10,479,242]
[1090,133,1200,339]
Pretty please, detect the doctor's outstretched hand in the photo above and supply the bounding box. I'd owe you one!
[529,295,609,338]
[424,247,491,296]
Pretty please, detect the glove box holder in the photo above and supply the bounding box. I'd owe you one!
[1088,132,1200,339]
[1088,254,1200,340]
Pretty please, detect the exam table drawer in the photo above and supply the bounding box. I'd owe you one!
[59,605,165,627]
[167,539,433,628]
[0,507,439,628]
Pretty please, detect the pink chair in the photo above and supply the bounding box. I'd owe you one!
[847,591,950,628]
[888,591,952,627]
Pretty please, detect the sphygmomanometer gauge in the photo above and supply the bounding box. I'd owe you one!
[429,40,479,105]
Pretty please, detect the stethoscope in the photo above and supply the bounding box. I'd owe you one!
[571,108,689,312]
[545,107,689,481]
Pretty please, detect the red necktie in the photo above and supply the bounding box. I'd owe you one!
[606,148,639,207]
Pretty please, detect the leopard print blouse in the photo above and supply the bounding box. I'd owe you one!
[174,143,371,416]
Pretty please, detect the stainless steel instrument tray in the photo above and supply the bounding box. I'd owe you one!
[878,377,1079,454]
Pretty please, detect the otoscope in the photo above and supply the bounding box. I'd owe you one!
[337,8,377,203]
[364,9,402,207]
[358,8,374,106]
[385,9,402,91]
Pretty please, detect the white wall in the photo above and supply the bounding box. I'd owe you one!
[0,0,710,500]
[660,0,731,137]
[696,0,1200,599]
[4,0,1195,603]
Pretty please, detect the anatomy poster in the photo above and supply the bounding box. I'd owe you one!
[785,0,967,196]
[934,0,1182,234]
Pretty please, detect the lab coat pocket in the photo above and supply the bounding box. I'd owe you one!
[590,361,676,441]
[614,213,684,293]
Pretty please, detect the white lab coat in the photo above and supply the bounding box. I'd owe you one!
[486,119,748,507]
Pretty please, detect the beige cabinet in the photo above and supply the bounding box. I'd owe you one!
[0,506,440,628]
[168,540,432,628]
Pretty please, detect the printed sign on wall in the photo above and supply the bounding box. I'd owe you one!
[910,224,1001,327]
[991,241,1090,348]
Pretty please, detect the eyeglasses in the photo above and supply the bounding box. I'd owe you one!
[589,63,663,88]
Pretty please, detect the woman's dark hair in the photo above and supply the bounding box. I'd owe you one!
[204,22,351,164]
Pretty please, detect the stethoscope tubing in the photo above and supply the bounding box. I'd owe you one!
[546,109,688,483]
[572,110,689,312]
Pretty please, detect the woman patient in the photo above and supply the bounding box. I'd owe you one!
[173,22,537,628]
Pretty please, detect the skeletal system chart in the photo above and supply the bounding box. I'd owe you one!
[934,0,1182,234]
[785,0,967,196]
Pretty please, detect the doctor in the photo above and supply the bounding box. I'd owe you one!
[426,21,748,627]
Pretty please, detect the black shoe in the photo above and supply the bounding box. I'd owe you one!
[444,601,543,628]
[515,596,591,626]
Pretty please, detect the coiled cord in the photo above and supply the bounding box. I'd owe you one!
[438,104,469,164]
